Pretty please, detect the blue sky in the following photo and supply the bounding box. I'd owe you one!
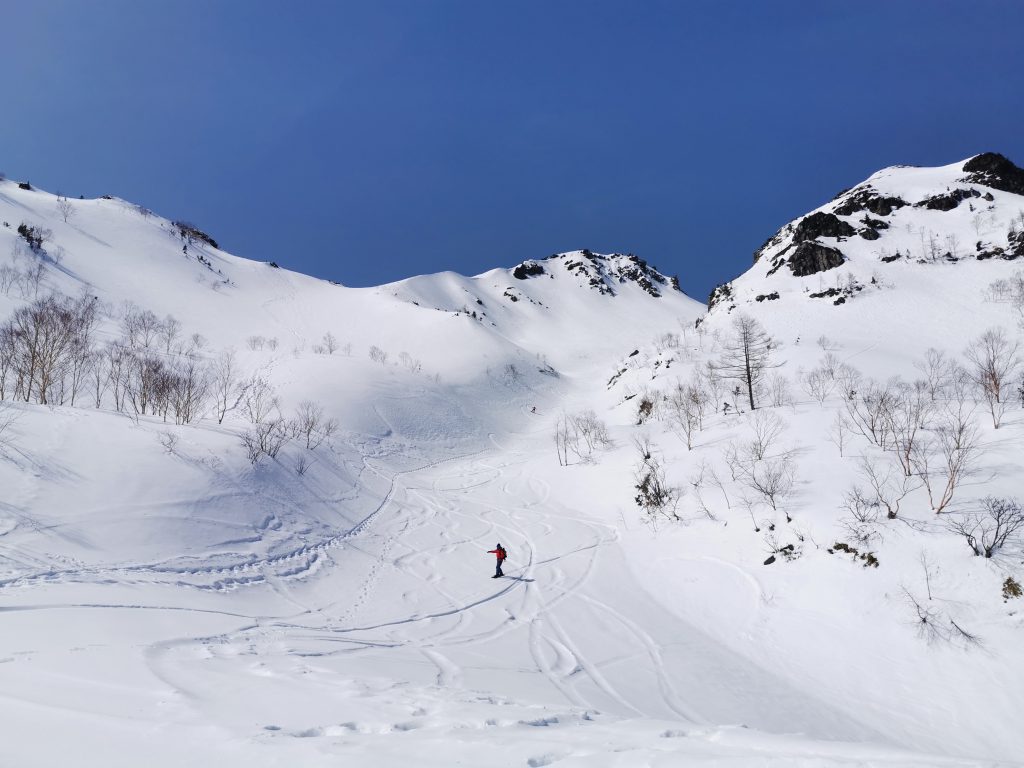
[4,1,1024,300]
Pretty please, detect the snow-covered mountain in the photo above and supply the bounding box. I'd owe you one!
[1,159,1023,767]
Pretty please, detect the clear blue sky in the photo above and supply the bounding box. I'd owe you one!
[4,1,1023,301]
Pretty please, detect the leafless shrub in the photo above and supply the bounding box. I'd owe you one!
[803,367,834,404]
[398,351,422,373]
[322,332,338,354]
[766,373,793,408]
[839,485,881,544]
[902,587,947,644]
[247,335,266,351]
[0,264,19,296]
[947,496,1024,558]
[241,376,279,424]
[158,431,179,454]
[292,400,338,449]
[0,402,19,452]
[369,345,388,364]
[633,435,679,523]
[295,454,310,476]
[241,429,262,464]
[636,392,656,424]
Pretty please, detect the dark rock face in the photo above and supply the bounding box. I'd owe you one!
[858,228,880,241]
[962,153,1024,196]
[788,241,845,276]
[792,212,855,242]
[916,187,980,211]
[834,188,908,217]
[1008,230,1024,259]
[708,281,733,310]
[512,261,545,280]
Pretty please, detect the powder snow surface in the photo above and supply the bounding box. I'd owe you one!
[0,171,1021,767]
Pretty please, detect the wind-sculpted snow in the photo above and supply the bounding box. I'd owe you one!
[0,173,1020,766]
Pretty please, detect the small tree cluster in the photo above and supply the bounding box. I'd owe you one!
[554,410,611,465]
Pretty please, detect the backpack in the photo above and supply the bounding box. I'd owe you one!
[498,546,507,560]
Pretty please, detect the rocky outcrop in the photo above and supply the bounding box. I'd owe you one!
[916,187,980,211]
[512,261,545,279]
[962,153,1024,196]
[834,187,908,217]
[788,241,844,276]
[792,212,855,242]
[708,281,733,310]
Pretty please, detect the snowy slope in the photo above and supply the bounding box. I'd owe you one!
[0,164,1021,768]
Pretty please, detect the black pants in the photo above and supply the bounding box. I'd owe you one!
[495,560,504,577]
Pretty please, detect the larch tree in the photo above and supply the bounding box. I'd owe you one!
[716,314,781,411]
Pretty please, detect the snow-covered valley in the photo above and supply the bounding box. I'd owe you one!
[1,156,1023,766]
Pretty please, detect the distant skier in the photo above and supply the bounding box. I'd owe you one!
[487,543,507,578]
[530,406,537,414]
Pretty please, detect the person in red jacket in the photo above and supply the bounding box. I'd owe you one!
[487,543,507,578]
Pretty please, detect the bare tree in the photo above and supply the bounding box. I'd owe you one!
[947,496,1024,558]
[766,373,793,408]
[56,197,75,224]
[914,348,953,401]
[911,402,980,514]
[169,356,210,424]
[159,315,181,355]
[965,328,1020,428]
[211,349,245,424]
[121,304,162,351]
[0,265,19,296]
[858,455,915,519]
[884,380,932,477]
[829,412,849,457]
[839,485,881,544]
[1,293,97,404]
[241,376,279,424]
[369,345,388,364]
[323,332,338,355]
[747,410,786,461]
[743,453,796,518]
[803,367,835,405]
[715,314,782,411]
[571,409,610,453]
[665,379,706,450]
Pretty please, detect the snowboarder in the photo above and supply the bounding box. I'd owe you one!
[530,406,537,414]
[487,543,507,578]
